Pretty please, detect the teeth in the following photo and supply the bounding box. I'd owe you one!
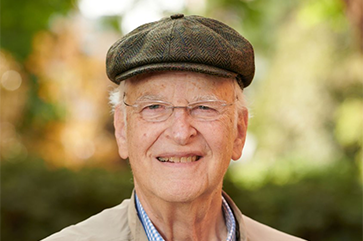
[157,156,199,163]
[158,157,169,162]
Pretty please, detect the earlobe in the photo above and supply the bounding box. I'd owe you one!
[114,106,129,159]
[232,108,248,161]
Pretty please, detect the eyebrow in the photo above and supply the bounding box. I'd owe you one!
[135,94,165,101]
[191,94,219,102]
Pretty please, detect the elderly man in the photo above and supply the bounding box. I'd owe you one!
[42,14,306,241]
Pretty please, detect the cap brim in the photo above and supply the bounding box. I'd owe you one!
[113,62,238,84]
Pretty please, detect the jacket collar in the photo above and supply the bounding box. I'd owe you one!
[128,191,149,240]
[222,191,248,241]
[127,190,248,241]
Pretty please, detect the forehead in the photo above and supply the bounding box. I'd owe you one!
[124,71,236,101]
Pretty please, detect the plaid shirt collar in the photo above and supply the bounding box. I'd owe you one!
[135,192,236,241]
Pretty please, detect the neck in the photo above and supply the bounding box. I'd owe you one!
[135,187,227,241]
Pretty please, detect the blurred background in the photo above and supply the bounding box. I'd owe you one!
[1,0,362,240]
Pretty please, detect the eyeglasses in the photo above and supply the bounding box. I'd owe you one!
[123,95,233,122]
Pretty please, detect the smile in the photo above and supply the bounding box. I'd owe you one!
[157,156,201,163]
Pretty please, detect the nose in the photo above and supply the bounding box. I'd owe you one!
[165,108,197,145]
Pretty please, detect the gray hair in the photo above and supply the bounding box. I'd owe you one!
[109,81,126,113]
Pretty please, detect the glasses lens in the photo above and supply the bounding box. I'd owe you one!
[189,101,227,120]
[127,99,231,122]
[139,101,172,122]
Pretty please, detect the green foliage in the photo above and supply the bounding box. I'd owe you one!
[224,161,362,241]
[0,0,77,60]
[99,15,123,34]
[1,159,134,240]
[19,75,67,133]
[206,0,300,55]
[334,98,363,161]
[1,159,361,241]
[297,0,347,31]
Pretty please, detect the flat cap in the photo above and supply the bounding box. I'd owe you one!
[106,14,255,88]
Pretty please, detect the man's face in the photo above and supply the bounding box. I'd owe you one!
[114,71,248,203]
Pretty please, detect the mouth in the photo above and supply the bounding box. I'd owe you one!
[157,156,201,163]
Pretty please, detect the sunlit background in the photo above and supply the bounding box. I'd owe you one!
[1,0,362,240]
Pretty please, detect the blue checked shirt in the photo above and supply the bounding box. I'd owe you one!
[135,193,237,241]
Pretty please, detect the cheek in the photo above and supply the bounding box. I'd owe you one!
[203,117,235,152]
[126,118,162,154]
[222,120,236,153]
[218,115,235,137]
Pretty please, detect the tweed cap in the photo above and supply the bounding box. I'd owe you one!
[106,14,255,88]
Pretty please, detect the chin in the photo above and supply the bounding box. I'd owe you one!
[152,183,211,204]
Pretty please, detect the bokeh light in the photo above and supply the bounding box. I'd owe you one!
[1,70,22,91]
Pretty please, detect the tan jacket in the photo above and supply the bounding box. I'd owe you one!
[41,192,306,241]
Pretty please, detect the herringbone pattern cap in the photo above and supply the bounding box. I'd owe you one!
[106,14,255,88]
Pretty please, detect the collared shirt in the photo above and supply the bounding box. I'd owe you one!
[135,192,236,241]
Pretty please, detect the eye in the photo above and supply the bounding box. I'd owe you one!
[194,103,219,112]
[140,102,168,114]
[191,103,219,116]
[196,105,212,110]
[146,104,163,110]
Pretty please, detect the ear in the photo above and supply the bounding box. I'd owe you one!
[114,106,129,159]
[232,108,248,161]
